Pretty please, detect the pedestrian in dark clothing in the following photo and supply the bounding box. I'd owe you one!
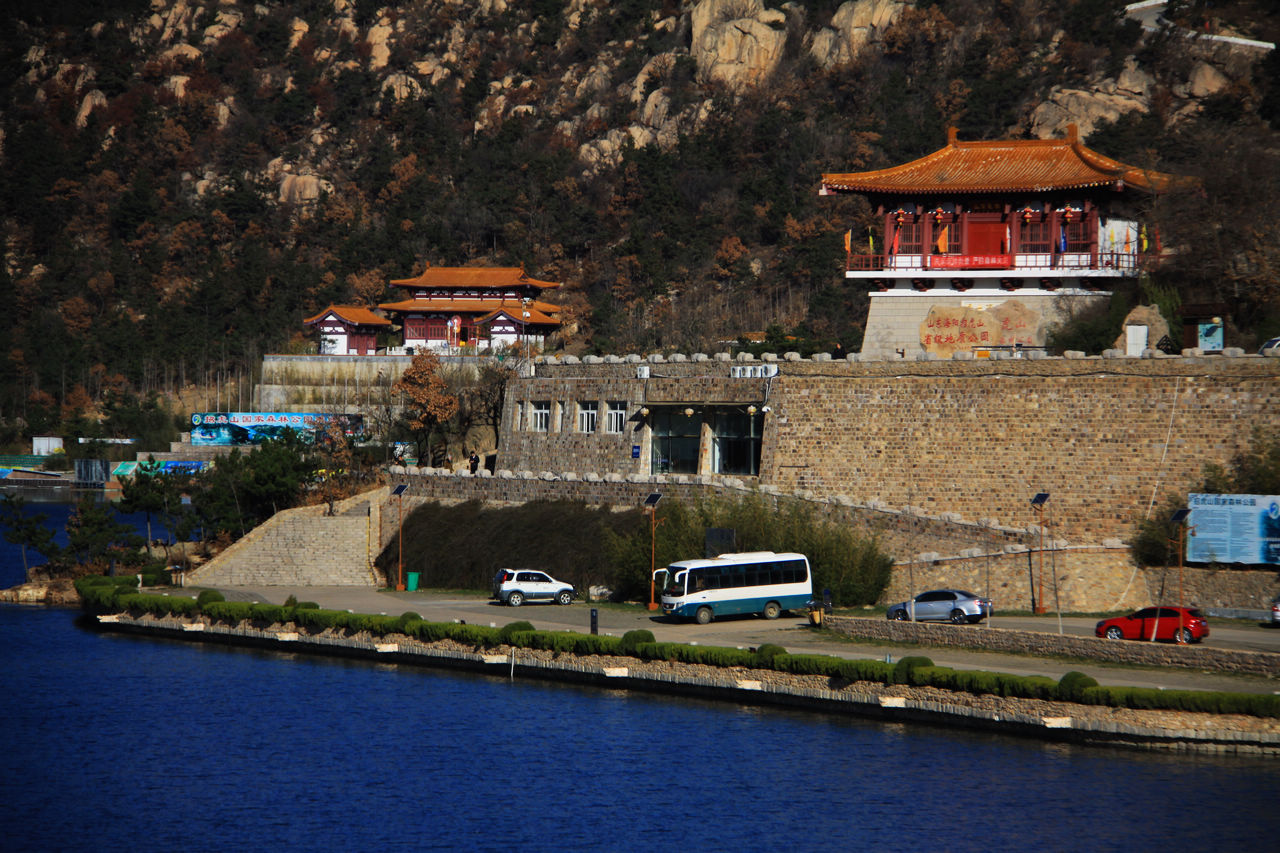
[469,451,480,474]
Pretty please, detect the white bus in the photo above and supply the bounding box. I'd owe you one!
[654,551,812,624]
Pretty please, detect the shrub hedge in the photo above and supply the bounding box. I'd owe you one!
[78,591,1280,718]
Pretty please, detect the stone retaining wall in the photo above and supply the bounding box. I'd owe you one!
[823,615,1280,677]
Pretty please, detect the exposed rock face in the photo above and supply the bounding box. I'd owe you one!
[279,173,335,204]
[690,0,788,90]
[810,0,908,69]
[76,89,107,128]
[1029,58,1155,139]
[919,299,1045,358]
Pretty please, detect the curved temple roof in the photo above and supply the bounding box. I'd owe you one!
[820,125,1181,196]
[389,264,561,290]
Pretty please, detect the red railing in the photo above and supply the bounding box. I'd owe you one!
[845,251,1154,273]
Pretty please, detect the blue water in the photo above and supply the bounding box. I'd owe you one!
[0,493,173,587]
[1,607,1278,852]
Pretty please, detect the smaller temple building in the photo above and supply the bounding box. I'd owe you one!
[820,125,1181,358]
[303,305,392,355]
[378,264,563,353]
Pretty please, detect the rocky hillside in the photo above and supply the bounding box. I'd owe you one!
[1,0,1279,440]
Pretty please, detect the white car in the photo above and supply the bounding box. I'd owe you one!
[491,569,574,607]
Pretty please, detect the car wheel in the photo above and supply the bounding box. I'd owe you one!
[556,590,572,606]
[507,591,524,607]
[891,609,908,621]
[763,601,781,620]
[695,606,713,625]
[1176,627,1194,644]
[1104,626,1124,640]
[949,609,966,625]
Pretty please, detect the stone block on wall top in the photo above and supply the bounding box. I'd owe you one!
[1223,347,1245,357]
[761,352,778,362]
[584,472,601,482]
[605,355,623,363]
[604,473,623,482]
[1182,348,1203,357]
[561,354,580,364]
[714,352,732,361]
[1102,349,1125,358]
[496,469,514,478]
[625,354,641,363]
[538,471,558,480]
[812,352,831,362]
[737,351,756,361]
[1064,350,1085,359]
[583,355,602,364]
[562,472,579,481]
[692,353,709,362]
[647,353,665,362]
[783,351,802,361]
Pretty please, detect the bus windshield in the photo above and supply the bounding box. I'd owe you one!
[663,570,686,597]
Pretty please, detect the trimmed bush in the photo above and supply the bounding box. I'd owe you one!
[1057,671,1099,702]
[195,589,225,608]
[499,620,535,644]
[891,656,934,685]
[618,629,656,655]
[202,601,254,624]
[296,601,319,610]
[448,624,500,647]
[835,658,895,684]
[772,653,845,677]
[753,644,787,668]
[572,634,621,656]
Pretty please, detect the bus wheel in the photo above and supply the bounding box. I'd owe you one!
[763,601,781,620]
[695,607,713,625]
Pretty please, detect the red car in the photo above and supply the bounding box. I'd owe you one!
[1095,606,1208,644]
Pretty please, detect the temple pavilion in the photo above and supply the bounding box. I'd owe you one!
[820,125,1182,358]
[377,264,563,353]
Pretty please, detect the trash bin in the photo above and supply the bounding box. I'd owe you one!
[406,572,420,592]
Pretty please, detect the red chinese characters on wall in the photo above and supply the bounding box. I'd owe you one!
[918,300,1044,357]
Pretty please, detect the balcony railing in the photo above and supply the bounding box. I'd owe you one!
[845,251,1150,274]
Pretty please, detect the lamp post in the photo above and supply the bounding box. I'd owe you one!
[1170,507,1192,643]
[644,492,662,611]
[1030,492,1049,614]
[392,483,408,591]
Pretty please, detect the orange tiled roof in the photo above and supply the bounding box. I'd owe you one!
[389,264,561,290]
[477,305,560,325]
[303,304,392,326]
[377,297,562,318]
[821,125,1181,195]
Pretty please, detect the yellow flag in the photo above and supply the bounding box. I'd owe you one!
[935,225,948,253]
[844,230,852,253]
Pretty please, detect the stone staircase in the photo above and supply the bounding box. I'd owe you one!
[188,488,388,587]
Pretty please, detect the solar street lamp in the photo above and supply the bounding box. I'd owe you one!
[644,492,662,611]
[1030,492,1049,614]
[392,484,409,591]
[1170,507,1192,644]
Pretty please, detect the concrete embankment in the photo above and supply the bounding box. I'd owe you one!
[92,612,1280,756]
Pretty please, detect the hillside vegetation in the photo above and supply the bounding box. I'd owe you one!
[3,0,1280,447]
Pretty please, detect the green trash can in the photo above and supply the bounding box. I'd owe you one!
[406,572,420,592]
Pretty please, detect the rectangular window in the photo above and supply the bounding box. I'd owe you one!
[712,409,763,476]
[1019,219,1052,253]
[426,319,447,340]
[606,401,627,434]
[650,407,700,475]
[577,401,598,433]
[896,221,923,253]
[530,401,550,433]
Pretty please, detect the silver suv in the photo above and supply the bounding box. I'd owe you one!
[491,569,575,607]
